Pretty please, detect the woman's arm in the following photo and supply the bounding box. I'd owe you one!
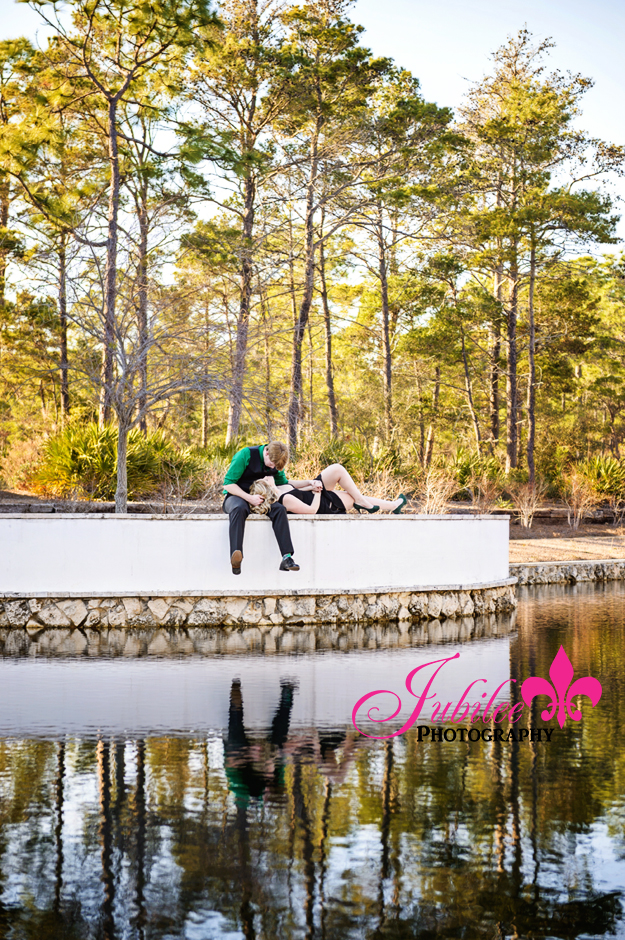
[286,479,322,491]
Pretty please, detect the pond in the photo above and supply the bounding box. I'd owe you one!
[0,584,623,939]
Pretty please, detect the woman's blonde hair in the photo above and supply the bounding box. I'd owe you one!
[249,478,280,515]
[266,440,289,470]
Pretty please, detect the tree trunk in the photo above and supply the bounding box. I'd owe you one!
[97,739,115,940]
[526,241,537,485]
[53,741,65,915]
[424,366,440,468]
[258,281,272,441]
[201,391,209,448]
[460,324,482,455]
[491,180,504,448]
[115,422,129,514]
[137,181,149,434]
[0,176,9,307]
[201,297,210,448]
[377,205,393,439]
[58,237,70,417]
[516,393,524,468]
[100,98,120,427]
[287,125,319,451]
[307,319,314,437]
[318,219,338,436]
[226,170,256,445]
[415,370,424,463]
[134,740,147,935]
[490,263,503,447]
[505,250,519,473]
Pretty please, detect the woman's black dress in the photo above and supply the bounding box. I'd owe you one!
[279,475,346,515]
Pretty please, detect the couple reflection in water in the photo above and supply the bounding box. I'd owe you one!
[223,677,360,939]
[223,677,354,805]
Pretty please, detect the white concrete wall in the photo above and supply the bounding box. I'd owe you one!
[0,513,510,596]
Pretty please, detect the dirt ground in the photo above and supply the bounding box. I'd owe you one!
[508,522,625,563]
[3,488,624,564]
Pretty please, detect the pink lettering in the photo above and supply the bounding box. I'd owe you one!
[451,680,488,722]
[482,679,516,722]
[352,653,460,739]
[491,701,509,723]
[507,702,525,723]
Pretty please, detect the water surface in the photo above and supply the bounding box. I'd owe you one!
[0,586,623,939]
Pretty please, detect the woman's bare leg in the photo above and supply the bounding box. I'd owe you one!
[335,491,354,511]
[319,464,402,512]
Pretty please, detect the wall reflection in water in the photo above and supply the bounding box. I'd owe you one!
[0,585,624,938]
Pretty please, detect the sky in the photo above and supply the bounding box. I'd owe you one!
[1,0,624,243]
[354,0,625,245]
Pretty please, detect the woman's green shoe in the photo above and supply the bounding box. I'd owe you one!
[354,502,380,514]
[392,494,408,514]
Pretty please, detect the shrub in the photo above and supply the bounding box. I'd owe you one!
[196,458,230,501]
[509,480,547,529]
[464,472,502,514]
[291,436,402,487]
[415,470,456,514]
[31,423,205,501]
[563,468,599,530]
[0,438,42,490]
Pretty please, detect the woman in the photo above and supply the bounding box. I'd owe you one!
[268,463,407,515]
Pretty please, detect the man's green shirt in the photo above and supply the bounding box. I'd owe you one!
[222,445,289,494]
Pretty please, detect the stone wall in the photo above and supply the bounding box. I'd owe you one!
[0,583,516,630]
[0,611,517,659]
[511,560,625,585]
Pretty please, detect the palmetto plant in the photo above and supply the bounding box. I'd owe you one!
[32,424,204,501]
[579,455,625,493]
[577,456,625,522]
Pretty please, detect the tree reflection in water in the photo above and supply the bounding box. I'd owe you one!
[0,583,624,937]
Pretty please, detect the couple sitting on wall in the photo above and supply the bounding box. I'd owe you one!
[223,440,407,575]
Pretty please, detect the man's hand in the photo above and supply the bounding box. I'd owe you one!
[247,493,264,507]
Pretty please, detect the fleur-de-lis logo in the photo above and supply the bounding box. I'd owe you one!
[521,646,602,729]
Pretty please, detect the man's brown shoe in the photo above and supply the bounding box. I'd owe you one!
[231,550,243,575]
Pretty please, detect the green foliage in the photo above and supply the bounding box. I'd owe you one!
[447,449,503,489]
[201,438,247,462]
[319,437,401,480]
[32,424,205,500]
[0,13,623,501]
[577,456,625,501]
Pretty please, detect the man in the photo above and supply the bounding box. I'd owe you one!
[223,441,314,575]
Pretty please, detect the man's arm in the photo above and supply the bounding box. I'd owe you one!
[223,448,263,505]
[223,482,263,506]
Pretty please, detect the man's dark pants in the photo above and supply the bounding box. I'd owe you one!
[223,495,294,557]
